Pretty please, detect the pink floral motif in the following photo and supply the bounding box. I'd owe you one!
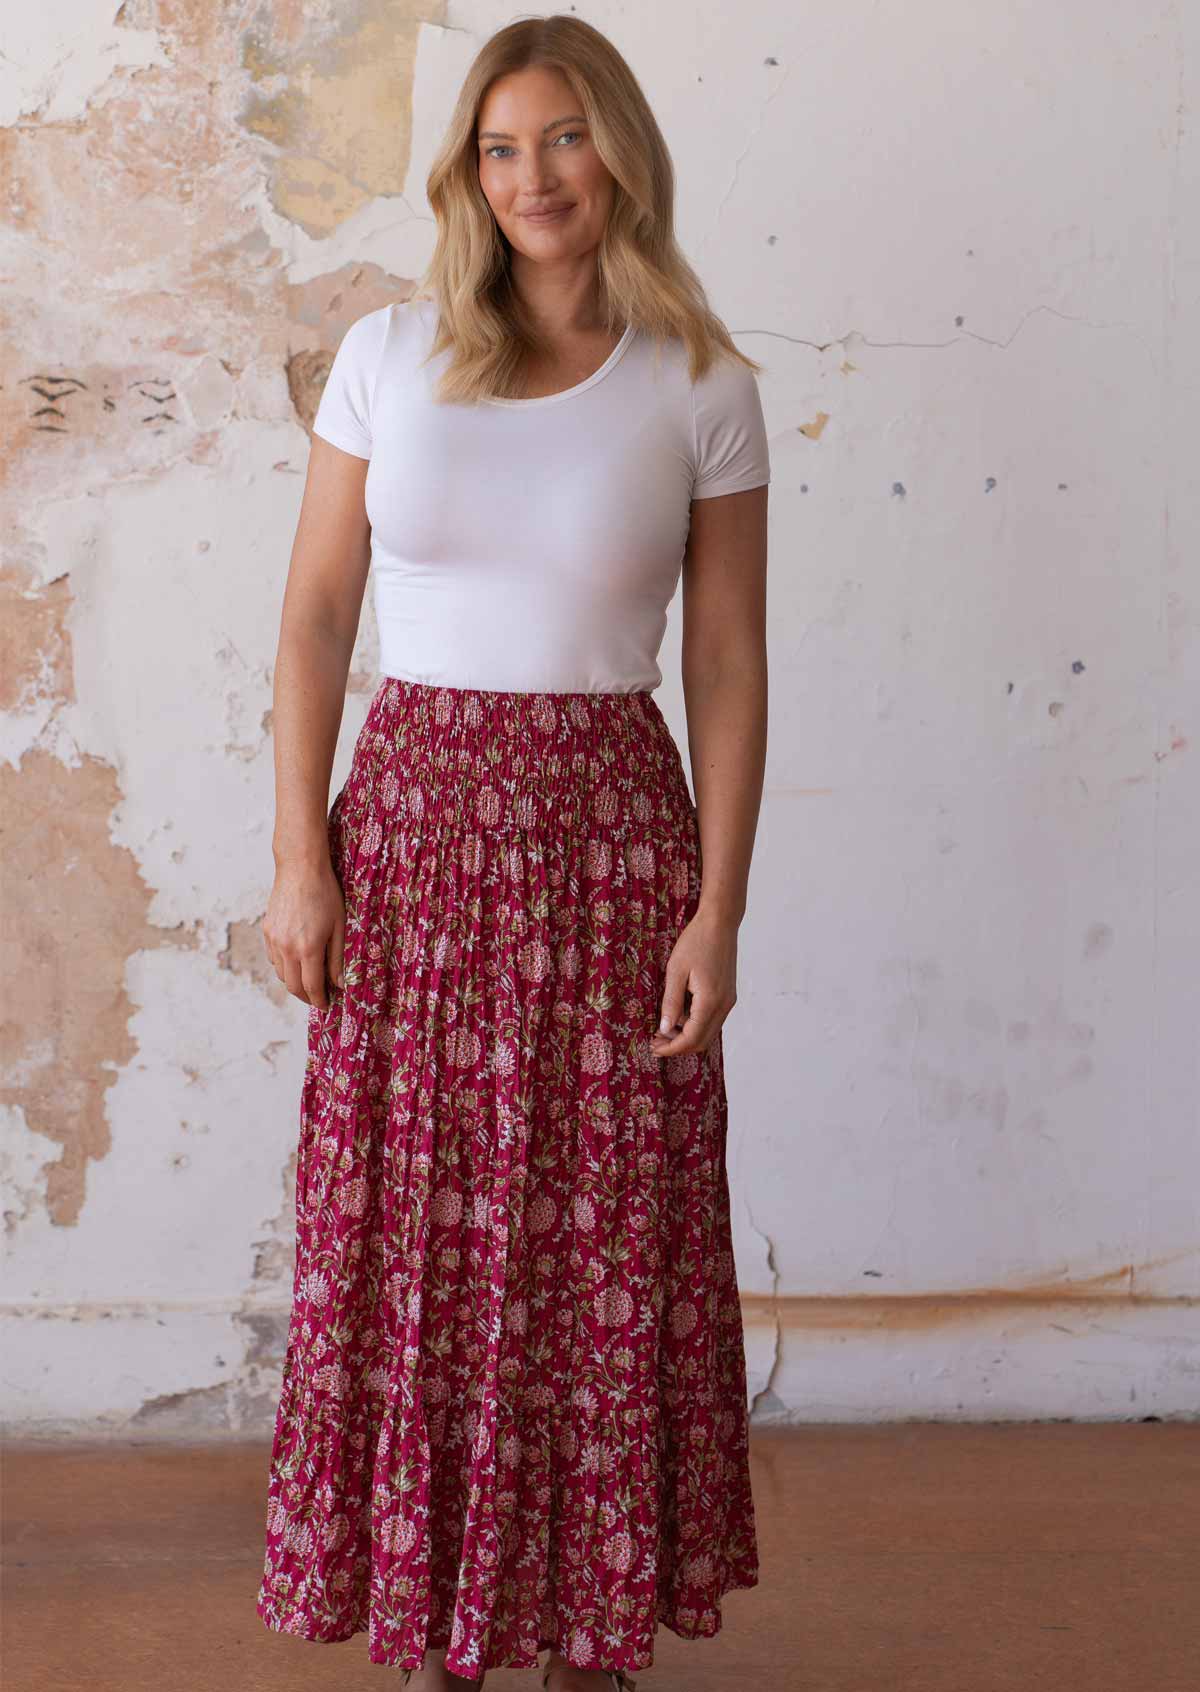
[336,1176,368,1217]
[595,1284,635,1326]
[527,1193,556,1233]
[592,786,620,826]
[429,1187,463,1227]
[579,1031,613,1075]
[298,1269,330,1306]
[584,839,612,879]
[361,815,383,860]
[604,1530,635,1573]
[530,694,557,732]
[378,1513,420,1555]
[449,1026,481,1067]
[669,1299,699,1339]
[626,840,656,879]
[518,939,552,982]
[476,786,502,826]
[311,1362,349,1397]
[256,678,757,1680]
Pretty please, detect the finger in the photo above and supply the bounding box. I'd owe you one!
[281,956,310,1006]
[327,908,346,990]
[652,1002,689,1045]
[656,963,689,1039]
[654,986,719,1055]
[301,949,330,1010]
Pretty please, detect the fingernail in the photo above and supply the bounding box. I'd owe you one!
[659,1017,672,1033]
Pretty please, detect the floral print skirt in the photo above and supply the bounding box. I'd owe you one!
[255,676,758,1677]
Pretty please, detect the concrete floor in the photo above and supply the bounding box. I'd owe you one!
[3,1423,1197,1691]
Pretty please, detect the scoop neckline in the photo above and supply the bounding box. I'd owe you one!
[483,321,636,408]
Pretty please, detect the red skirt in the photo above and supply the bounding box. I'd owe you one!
[255,676,758,1677]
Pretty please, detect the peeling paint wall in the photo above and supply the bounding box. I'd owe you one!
[2,2,1198,1436]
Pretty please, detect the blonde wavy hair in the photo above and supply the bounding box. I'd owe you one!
[409,13,764,404]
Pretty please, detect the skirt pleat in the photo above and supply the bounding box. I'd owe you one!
[256,677,758,1676]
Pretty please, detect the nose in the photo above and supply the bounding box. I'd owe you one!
[516,149,559,196]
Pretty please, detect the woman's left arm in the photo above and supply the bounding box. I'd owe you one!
[652,483,769,1057]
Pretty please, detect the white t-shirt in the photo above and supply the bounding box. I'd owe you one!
[311,297,769,693]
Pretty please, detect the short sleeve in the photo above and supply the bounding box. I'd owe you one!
[312,307,390,459]
[691,353,770,499]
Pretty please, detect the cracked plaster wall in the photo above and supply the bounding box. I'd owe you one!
[2,2,1198,1437]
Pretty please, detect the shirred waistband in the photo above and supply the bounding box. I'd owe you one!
[342,676,697,838]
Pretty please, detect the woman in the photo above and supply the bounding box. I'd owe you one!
[256,15,769,1692]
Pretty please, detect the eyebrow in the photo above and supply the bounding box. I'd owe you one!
[477,114,588,141]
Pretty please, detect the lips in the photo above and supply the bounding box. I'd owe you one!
[522,203,573,222]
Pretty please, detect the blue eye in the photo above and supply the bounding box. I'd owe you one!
[484,131,582,159]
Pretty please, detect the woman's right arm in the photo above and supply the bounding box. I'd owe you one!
[263,437,372,1011]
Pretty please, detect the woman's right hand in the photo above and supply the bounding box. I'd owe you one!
[263,855,346,1010]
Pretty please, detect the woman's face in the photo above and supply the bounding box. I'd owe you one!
[476,65,615,265]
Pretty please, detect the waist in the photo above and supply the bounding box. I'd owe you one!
[346,676,696,838]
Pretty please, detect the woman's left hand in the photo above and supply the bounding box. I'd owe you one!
[651,906,739,1057]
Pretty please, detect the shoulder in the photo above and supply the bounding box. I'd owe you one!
[691,345,764,409]
[649,334,765,421]
[332,297,436,358]
[323,300,439,401]
[332,301,393,355]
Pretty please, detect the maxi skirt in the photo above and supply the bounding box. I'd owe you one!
[255,676,758,1677]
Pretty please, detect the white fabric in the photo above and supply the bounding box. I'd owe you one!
[311,297,770,693]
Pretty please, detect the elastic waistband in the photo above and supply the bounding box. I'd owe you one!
[346,676,696,838]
